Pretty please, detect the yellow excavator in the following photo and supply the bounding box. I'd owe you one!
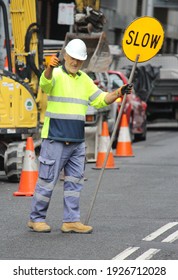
[0,0,46,182]
[0,0,112,182]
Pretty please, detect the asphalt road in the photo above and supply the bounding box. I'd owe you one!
[0,123,178,260]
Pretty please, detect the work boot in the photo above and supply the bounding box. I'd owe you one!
[61,222,93,234]
[28,220,51,232]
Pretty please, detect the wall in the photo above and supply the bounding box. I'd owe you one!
[101,0,137,44]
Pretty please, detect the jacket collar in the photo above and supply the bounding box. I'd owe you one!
[62,64,81,76]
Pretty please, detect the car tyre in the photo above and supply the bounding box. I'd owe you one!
[134,120,147,141]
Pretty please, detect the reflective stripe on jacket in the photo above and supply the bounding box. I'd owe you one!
[40,66,108,142]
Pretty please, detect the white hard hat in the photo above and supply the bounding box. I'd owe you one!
[65,39,87,61]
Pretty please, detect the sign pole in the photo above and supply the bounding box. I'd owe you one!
[85,55,140,225]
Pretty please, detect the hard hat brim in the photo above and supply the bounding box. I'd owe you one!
[65,47,87,61]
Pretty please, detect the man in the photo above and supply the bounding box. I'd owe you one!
[28,38,132,233]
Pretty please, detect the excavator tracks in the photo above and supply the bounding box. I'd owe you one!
[4,141,26,182]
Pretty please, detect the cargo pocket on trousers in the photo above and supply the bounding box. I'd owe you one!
[38,156,55,181]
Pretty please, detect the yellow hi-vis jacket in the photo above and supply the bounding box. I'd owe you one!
[40,65,108,142]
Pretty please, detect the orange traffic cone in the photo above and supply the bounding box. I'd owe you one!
[115,113,134,157]
[93,121,118,169]
[4,56,15,73]
[13,137,38,196]
[4,56,8,71]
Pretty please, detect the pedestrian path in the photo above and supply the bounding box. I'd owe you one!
[112,222,178,260]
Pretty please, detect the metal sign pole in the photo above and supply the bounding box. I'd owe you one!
[85,54,140,225]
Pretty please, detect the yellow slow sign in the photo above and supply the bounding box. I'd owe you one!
[122,16,164,62]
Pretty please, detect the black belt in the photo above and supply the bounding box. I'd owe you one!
[48,139,72,145]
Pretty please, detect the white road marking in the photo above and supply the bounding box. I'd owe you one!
[136,248,161,260]
[142,222,178,241]
[112,247,139,260]
[162,230,178,243]
[112,222,178,260]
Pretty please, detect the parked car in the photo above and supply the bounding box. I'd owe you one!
[85,71,116,161]
[85,70,147,160]
[108,70,147,144]
[85,71,113,128]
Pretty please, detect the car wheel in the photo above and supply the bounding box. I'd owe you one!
[129,113,135,142]
[134,120,147,141]
[112,126,119,149]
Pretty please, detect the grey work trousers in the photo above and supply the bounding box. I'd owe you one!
[29,139,85,223]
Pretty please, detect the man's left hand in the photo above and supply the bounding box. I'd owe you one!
[121,83,133,95]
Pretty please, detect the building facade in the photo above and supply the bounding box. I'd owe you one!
[101,0,178,54]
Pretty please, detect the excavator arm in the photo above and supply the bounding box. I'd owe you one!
[74,0,105,33]
[75,0,100,12]
[61,0,111,73]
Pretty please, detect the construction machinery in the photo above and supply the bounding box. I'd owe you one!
[60,0,112,72]
[0,0,45,182]
[0,0,113,181]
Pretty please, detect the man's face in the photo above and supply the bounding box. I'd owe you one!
[64,53,84,75]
